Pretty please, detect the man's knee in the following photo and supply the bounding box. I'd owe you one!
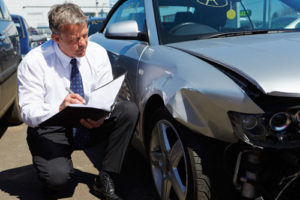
[118,101,139,122]
[34,157,73,190]
[47,165,72,189]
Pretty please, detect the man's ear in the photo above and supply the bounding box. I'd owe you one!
[51,33,59,43]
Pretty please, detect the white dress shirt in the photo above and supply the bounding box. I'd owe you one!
[17,39,113,127]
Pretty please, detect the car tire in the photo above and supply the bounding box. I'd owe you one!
[7,97,23,126]
[148,107,211,200]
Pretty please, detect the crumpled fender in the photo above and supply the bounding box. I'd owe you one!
[142,71,263,143]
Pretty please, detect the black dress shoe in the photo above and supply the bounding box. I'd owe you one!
[93,171,123,200]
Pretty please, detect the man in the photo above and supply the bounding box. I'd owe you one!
[17,3,138,200]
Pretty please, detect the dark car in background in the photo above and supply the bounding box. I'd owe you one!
[11,14,31,57]
[88,17,105,36]
[0,0,23,127]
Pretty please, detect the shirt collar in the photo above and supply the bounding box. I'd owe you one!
[54,42,83,69]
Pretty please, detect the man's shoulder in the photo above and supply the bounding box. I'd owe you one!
[87,41,107,54]
[86,41,111,69]
[20,40,56,70]
[23,40,55,63]
[86,41,109,65]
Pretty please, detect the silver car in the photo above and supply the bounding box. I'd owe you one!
[90,0,300,199]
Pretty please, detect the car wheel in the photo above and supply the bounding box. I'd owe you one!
[148,107,211,200]
[7,97,23,126]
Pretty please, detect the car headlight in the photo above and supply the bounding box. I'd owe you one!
[269,112,291,132]
[228,112,267,145]
[228,110,300,148]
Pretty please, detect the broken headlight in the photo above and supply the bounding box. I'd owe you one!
[228,110,300,148]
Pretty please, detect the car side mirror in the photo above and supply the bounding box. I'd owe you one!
[105,20,146,40]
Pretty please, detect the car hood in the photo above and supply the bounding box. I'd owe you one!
[168,32,300,97]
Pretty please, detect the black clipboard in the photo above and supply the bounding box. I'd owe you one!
[39,73,126,127]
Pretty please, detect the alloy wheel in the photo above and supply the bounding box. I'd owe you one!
[149,119,188,200]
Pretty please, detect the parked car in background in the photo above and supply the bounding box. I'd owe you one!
[90,0,300,199]
[88,17,105,36]
[28,27,47,48]
[11,14,31,57]
[36,26,51,40]
[0,0,23,127]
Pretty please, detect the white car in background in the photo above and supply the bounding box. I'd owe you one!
[36,26,52,40]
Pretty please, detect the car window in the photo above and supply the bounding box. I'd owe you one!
[0,0,10,20]
[154,0,300,44]
[159,6,195,23]
[105,0,146,32]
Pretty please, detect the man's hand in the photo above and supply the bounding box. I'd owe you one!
[59,93,86,111]
[80,117,105,129]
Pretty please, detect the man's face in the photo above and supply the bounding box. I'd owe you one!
[52,23,88,58]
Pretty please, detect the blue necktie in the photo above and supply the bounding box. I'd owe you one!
[70,58,90,149]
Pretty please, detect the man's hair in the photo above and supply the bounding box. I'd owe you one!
[48,3,87,34]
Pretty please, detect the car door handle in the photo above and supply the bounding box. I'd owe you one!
[0,34,6,40]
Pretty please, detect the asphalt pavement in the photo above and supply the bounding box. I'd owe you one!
[0,123,158,200]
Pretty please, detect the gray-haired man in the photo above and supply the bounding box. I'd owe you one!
[17,3,138,200]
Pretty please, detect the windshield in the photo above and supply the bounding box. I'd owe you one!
[154,0,300,44]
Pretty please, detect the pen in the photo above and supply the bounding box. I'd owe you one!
[66,87,88,104]
[65,87,74,94]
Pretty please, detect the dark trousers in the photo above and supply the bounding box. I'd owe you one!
[26,101,138,190]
